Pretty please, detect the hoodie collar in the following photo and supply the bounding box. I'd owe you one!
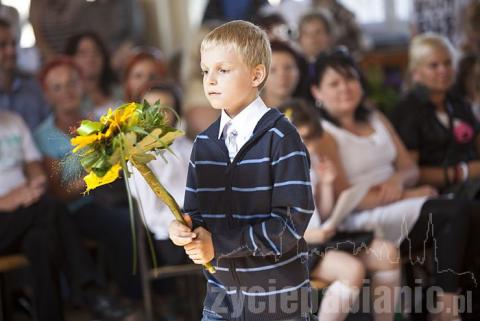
[217,96,269,140]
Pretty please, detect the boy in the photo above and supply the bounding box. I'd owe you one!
[169,20,315,321]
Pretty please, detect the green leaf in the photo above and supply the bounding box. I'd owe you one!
[129,126,149,136]
[131,152,156,165]
[134,128,184,152]
[91,155,111,177]
[77,120,104,136]
[123,132,138,156]
[79,150,103,171]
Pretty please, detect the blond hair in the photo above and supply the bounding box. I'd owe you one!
[408,33,457,74]
[200,20,271,90]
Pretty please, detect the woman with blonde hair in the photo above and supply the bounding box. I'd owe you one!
[392,33,480,198]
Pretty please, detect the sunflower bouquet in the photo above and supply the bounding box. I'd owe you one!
[71,101,215,273]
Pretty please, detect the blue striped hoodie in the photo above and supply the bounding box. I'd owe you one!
[184,108,315,321]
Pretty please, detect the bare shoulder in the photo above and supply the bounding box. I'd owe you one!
[315,131,338,154]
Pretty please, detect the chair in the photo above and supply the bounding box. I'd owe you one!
[134,202,203,321]
[0,254,29,321]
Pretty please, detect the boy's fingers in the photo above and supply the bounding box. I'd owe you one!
[184,240,201,251]
[189,255,206,264]
[174,236,193,245]
[185,248,199,256]
[174,222,192,232]
[184,243,197,251]
[193,227,205,235]
[177,230,196,238]
[188,254,201,261]
[182,214,193,229]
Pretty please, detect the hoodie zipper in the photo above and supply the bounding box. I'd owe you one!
[207,111,284,321]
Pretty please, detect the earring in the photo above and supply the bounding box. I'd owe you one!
[315,100,324,109]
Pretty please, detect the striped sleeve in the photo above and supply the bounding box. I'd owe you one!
[183,143,206,230]
[211,130,314,258]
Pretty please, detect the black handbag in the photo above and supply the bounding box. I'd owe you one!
[442,178,480,200]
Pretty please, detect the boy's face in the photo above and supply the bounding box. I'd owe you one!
[201,45,263,117]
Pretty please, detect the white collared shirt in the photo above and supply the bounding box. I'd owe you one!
[218,97,270,161]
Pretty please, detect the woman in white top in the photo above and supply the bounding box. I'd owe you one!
[279,99,401,321]
[310,49,470,321]
[128,81,192,265]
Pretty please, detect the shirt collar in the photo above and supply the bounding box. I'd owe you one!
[218,96,269,139]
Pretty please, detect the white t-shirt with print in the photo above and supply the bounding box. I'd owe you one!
[0,111,42,197]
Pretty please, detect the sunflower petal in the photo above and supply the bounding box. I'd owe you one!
[84,163,122,193]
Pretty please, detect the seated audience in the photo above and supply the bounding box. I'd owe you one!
[279,99,400,321]
[34,56,141,300]
[311,49,470,321]
[0,110,129,321]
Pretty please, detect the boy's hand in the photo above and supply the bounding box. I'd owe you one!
[168,214,196,246]
[184,227,214,265]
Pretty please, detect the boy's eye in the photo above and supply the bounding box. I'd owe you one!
[219,68,228,73]
[201,70,208,76]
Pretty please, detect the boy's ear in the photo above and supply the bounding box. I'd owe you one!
[251,64,267,88]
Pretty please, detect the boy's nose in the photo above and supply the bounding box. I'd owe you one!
[207,74,217,85]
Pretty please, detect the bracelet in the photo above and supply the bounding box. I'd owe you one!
[460,162,469,182]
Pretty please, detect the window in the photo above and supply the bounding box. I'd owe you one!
[2,0,35,47]
[339,0,386,24]
[339,0,413,35]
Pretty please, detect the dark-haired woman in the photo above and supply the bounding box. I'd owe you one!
[279,99,401,321]
[311,49,469,321]
[262,41,300,108]
[65,31,121,119]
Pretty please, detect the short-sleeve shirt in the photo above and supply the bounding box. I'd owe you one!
[35,115,91,210]
[391,86,480,167]
[0,73,50,131]
[0,111,42,196]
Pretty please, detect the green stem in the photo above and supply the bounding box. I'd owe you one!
[134,182,159,272]
[123,167,138,275]
[131,159,216,273]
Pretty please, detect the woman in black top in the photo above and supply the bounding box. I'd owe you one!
[392,33,480,197]
[392,34,480,307]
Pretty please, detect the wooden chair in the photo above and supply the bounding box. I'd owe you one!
[134,202,203,321]
[0,239,101,321]
[0,254,29,321]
